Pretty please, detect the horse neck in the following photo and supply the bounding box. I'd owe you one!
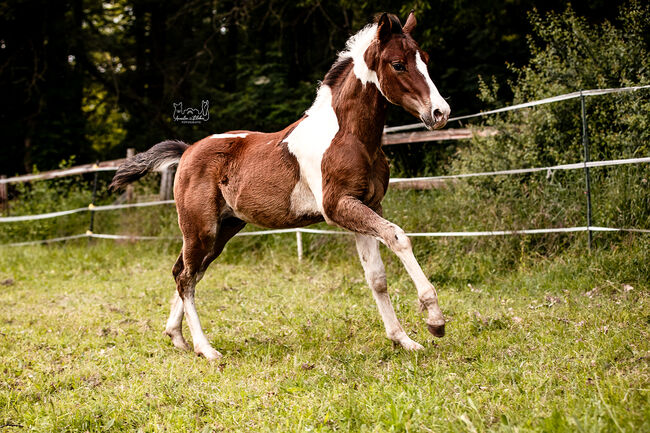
[330,71,387,151]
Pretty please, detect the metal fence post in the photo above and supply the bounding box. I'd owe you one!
[580,91,593,250]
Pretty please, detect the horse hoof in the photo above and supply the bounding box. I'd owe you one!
[399,338,424,351]
[427,322,445,338]
[163,330,191,351]
[195,346,222,361]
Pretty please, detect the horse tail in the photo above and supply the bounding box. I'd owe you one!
[109,140,189,191]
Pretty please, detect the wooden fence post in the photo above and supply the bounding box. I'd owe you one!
[159,167,174,200]
[0,175,7,214]
[126,148,135,203]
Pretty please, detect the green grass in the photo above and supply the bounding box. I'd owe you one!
[0,237,648,432]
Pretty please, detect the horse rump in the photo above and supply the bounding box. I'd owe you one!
[109,140,189,190]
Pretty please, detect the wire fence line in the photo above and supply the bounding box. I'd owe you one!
[1,85,649,252]
[383,84,650,133]
[1,155,647,223]
[388,156,650,183]
[3,226,649,249]
[0,200,176,223]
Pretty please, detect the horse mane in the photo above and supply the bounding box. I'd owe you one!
[336,22,378,63]
[322,57,353,87]
[321,21,377,89]
[321,13,403,89]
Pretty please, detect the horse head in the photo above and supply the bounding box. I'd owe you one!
[364,12,450,130]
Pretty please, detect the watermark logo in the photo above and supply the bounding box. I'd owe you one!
[173,100,209,124]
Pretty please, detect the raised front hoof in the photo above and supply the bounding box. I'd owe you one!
[163,330,191,351]
[427,322,446,338]
[194,345,223,361]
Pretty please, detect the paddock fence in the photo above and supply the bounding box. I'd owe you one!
[1,84,649,259]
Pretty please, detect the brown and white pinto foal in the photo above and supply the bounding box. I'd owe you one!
[111,12,450,359]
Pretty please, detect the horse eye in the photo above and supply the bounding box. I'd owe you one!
[391,62,406,72]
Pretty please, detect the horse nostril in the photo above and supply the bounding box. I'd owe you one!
[433,109,444,122]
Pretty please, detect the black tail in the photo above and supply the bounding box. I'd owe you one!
[109,140,189,191]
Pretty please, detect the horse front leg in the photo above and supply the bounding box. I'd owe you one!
[327,196,446,342]
[355,233,424,350]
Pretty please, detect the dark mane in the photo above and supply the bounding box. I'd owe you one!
[322,57,353,87]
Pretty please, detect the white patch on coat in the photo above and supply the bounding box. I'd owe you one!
[209,133,249,139]
[289,178,319,216]
[337,24,382,93]
[284,85,339,215]
[415,51,450,117]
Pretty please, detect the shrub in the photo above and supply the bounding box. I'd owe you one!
[443,1,650,254]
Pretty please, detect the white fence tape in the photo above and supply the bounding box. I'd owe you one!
[0,200,176,222]
[0,207,91,222]
[89,233,179,241]
[3,226,648,248]
[3,234,89,247]
[92,200,176,211]
[389,156,650,183]
[0,166,118,185]
[3,156,647,223]
[384,84,650,133]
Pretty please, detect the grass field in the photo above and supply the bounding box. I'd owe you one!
[0,236,649,432]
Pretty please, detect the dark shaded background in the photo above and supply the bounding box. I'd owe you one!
[0,0,622,175]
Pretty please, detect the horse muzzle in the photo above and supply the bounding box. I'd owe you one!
[421,103,450,130]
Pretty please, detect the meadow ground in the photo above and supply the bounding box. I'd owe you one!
[0,236,648,432]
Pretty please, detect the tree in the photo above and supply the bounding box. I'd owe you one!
[0,0,632,175]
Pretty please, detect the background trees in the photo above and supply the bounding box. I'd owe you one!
[0,0,638,175]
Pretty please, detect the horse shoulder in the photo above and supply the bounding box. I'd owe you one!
[321,134,388,214]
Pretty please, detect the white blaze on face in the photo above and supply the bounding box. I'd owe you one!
[285,85,339,215]
[414,51,450,119]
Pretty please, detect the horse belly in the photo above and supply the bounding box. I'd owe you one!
[221,170,323,229]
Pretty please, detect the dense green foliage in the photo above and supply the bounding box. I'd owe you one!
[0,0,627,175]
[433,2,650,253]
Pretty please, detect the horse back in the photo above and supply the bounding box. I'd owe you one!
[175,121,324,228]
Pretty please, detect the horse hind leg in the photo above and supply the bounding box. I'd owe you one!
[176,229,221,360]
[163,253,191,351]
[176,217,246,360]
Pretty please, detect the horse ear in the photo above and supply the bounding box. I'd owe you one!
[403,10,417,34]
[376,13,393,43]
